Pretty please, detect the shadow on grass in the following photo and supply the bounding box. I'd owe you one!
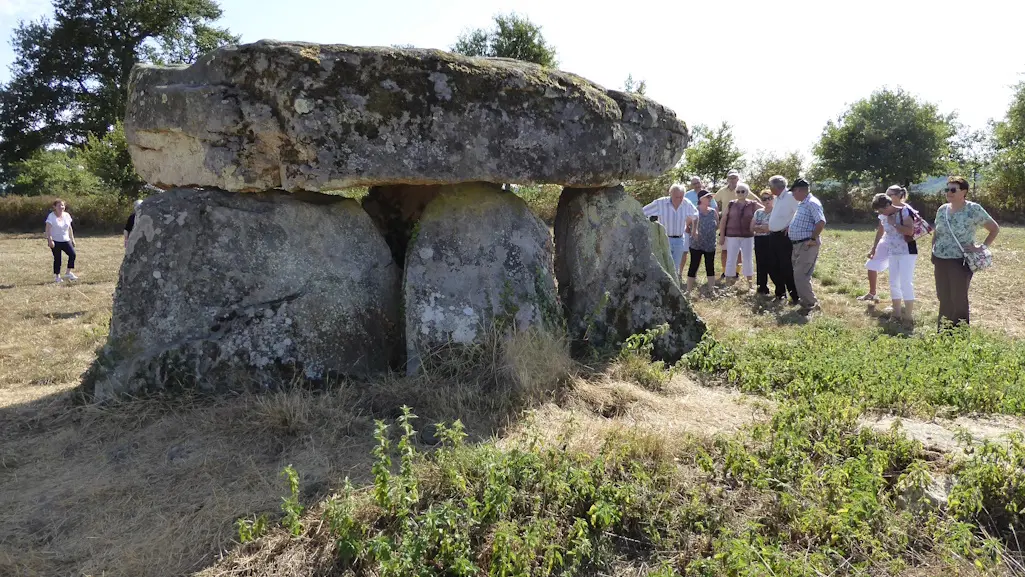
[41,311,86,320]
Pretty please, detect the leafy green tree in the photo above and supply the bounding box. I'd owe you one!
[948,122,994,193]
[11,149,108,197]
[682,122,745,190]
[745,151,805,192]
[0,0,238,180]
[452,13,557,66]
[623,74,647,95]
[79,122,144,198]
[813,87,954,189]
[989,81,1025,202]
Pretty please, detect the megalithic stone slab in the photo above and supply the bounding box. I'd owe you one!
[403,183,560,375]
[80,188,402,401]
[553,185,706,362]
[124,40,688,192]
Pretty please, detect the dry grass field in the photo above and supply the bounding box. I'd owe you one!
[1,227,1024,576]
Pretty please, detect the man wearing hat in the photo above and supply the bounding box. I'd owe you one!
[785,178,826,312]
[714,169,742,275]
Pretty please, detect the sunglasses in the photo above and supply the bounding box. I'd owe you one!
[945,187,961,193]
[736,190,747,194]
[760,196,772,201]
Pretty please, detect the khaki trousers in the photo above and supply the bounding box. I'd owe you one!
[791,241,820,307]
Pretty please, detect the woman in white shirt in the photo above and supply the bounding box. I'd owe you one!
[870,193,916,324]
[44,198,78,283]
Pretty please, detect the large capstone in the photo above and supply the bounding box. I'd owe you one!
[124,40,688,192]
[554,185,706,361]
[404,183,560,374]
[81,188,401,401]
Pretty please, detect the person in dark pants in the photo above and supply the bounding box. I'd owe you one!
[686,190,719,294]
[124,199,143,249]
[931,176,999,330]
[765,175,800,303]
[44,198,77,283]
[751,190,775,295]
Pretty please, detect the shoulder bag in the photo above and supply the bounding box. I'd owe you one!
[944,207,992,272]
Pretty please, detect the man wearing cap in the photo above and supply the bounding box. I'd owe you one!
[714,170,743,275]
[643,183,698,279]
[786,178,826,312]
[766,175,800,302]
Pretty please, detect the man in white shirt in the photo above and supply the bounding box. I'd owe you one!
[643,183,698,279]
[766,175,800,303]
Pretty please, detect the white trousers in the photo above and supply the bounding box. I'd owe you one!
[725,236,754,278]
[888,254,917,301]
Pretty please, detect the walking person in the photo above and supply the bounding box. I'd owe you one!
[787,179,825,313]
[857,185,914,303]
[931,176,999,330]
[687,190,718,294]
[751,190,775,296]
[870,193,918,325]
[766,175,800,303]
[44,198,77,283]
[643,183,698,280]
[718,182,758,291]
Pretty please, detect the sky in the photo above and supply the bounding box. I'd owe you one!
[1,0,1023,163]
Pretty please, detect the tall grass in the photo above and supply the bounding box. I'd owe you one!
[0,194,131,233]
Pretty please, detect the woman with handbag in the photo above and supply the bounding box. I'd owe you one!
[870,193,918,325]
[931,176,999,330]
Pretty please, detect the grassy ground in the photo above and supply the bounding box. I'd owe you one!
[0,229,1024,576]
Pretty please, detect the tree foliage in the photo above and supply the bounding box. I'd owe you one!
[11,149,107,197]
[451,13,557,66]
[989,81,1025,200]
[948,122,994,193]
[745,151,805,192]
[813,87,954,189]
[623,74,647,95]
[0,0,238,179]
[78,121,144,198]
[682,122,745,190]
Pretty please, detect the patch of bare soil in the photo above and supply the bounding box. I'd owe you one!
[501,374,772,453]
[862,413,1025,455]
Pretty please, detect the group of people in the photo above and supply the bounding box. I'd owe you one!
[644,173,1000,328]
[644,171,826,315]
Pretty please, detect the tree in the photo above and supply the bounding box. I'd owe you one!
[745,151,804,192]
[948,122,994,194]
[11,148,108,197]
[0,0,238,181]
[452,13,557,66]
[989,80,1025,202]
[623,74,646,95]
[78,121,144,198]
[682,122,745,190]
[813,87,954,189]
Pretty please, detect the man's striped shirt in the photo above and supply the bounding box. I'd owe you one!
[642,197,698,237]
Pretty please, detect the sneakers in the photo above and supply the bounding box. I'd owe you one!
[856,293,880,302]
[64,272,78,281]
[54,276,63,284]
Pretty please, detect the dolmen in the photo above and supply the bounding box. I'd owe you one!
[81,40,706,401]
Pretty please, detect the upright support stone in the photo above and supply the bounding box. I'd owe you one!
[81,188,402,401]
[404,183,560,374]
[554,185,706,361]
